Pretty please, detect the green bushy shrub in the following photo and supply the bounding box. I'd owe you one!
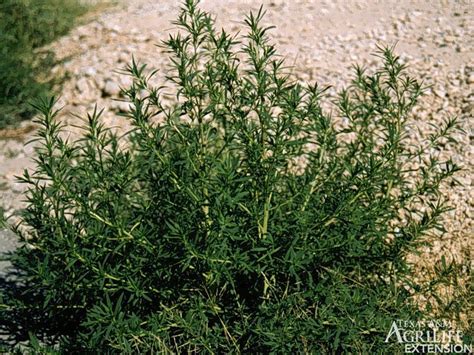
[0,0,87,128]
[1,1,464,352]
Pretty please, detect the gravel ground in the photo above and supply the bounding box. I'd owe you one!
[0,0,472,296]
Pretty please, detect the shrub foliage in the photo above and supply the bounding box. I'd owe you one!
[1,1,462,352]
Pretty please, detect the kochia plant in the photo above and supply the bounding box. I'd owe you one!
[0,0,463,352]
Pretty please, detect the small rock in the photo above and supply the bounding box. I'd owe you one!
[104,23,122,33]
[118,51,131,63]
[83,67,97,77]
[103,81,121,96]
[11,183,26,194]
[110,100,130,112]
[95,76,106,91]
[23,143,36,156]
[444,35,456,43]
[139,89,148,99]
[76,77,91,94]
[433,88,446,98]
[119,76,133,88]
[136,34,151,42]
[467,75,474,85]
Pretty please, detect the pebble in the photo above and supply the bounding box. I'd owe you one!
[76,77,91,94]
[23,143,36,156]
[433,88,446,98]
[110,100,131,112]
[83,66,97,77]
[444,35,456,43]
[119,53,134,65]
[103,80,121,96]
[119,76,133,88]
[104,23,122,34]
[11,183,25,194]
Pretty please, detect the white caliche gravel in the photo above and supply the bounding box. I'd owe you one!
[0,1,472,277]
